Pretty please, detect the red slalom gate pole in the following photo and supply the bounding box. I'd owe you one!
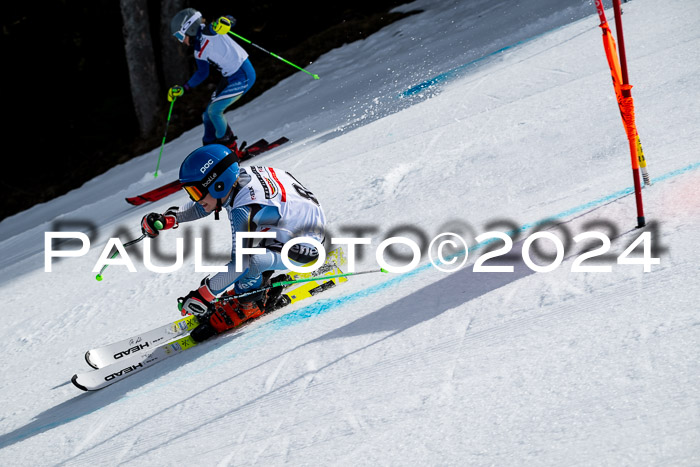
[612,0,645,228]
[595,0,646,228]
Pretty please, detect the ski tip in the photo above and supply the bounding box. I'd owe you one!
[125,197,148,206]
[71,374,89,392]
[380,268,390,273]
[85,351,99,370]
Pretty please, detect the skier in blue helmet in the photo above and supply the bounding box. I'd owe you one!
[140,144,326,341]
[168,8,256,159]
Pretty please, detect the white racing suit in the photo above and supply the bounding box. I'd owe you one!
[175,166,326,295]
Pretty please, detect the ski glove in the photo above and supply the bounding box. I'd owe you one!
[168,85,186,102]
[178,278,216,317]
[212,16,235,35]
[141,207,178,238]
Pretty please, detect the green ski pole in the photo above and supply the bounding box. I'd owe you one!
[271,268,388,288]
[154,99,177,178]
[213,17,319,80]
[95,221,163,281]
[219,267,389,302]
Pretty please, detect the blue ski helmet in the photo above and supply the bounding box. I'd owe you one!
[179,144,240,201]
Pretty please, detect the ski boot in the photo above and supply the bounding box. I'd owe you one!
[233,140,249,162]
[188,292,242,343]
[237,299,265,320]
[210,125,248,161]
[190,274,285,342]
[235,281,267,319]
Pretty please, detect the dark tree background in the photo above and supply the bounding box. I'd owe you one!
[1,0,416,222]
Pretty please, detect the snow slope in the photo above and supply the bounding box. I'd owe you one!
[1,0,699,464]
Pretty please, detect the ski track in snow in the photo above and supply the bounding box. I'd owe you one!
[1,0,699,465]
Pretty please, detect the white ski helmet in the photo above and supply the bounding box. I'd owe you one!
[171,8,202,42]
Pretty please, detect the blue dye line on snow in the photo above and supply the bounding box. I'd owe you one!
[259,160,700,333]
[400,9,613,99]
[401,27,559,97]
[8,162,697,447]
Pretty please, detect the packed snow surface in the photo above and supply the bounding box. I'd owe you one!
[1,0,698,465]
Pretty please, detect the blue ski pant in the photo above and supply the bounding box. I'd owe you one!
[202,58,256,143]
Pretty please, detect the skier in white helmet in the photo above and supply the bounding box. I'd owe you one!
[168,8,255,159]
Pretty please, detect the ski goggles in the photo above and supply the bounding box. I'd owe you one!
[173,11,202,42]
[182,184,207,202]
[181,152,237,202]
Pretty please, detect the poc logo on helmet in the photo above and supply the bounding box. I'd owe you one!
[200,159,214,174]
